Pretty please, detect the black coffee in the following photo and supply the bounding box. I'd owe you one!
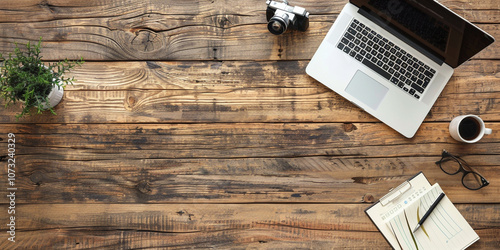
[458,117,481,140]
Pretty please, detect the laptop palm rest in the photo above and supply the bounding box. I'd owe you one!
[345,70,389,110]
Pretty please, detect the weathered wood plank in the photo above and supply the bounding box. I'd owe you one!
[0,204,498,249]
[0,0,498,60]
[0,60,498,124]
[1,0,497,23]
[1,123,498,204]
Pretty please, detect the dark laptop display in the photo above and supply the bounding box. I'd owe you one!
[351,0,495,68]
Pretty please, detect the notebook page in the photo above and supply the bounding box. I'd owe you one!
[388,184,479,250]
[365,172,432,249]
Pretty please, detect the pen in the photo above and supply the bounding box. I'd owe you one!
[412,192,445,233]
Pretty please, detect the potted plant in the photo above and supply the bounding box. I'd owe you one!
[0,39,83,119]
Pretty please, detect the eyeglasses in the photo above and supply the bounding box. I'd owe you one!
[435,150,489,190]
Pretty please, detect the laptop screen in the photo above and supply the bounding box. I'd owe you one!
[351,0,495,68]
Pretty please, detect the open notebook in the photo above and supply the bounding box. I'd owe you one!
[365,172,479,250]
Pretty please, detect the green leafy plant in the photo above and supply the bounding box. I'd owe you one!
[0,39,83,119]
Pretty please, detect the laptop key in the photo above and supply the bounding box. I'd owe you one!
[345,33,355,41]
[362,58,391,80]
[422,79,430,88]
[355,54,363,61]
[411,83,424,93]
[409,89,416,95]
[343,47,351,54]
[424,70,434,78]
[337,43,345,50]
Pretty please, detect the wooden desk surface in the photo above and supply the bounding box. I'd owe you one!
[0,0,499,248]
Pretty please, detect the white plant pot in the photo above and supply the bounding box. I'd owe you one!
[41,85,64,110]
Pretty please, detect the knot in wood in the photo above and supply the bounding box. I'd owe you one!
[343,123,357,132]
[130,29,164,53]
[30,170,45,186]
[213,15,235,29]
[362,194,375,203]
[125,95,137,111]
[137,180,152,194]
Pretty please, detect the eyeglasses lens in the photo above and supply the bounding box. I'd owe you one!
[439,158,461,175]
[463,172,484,190]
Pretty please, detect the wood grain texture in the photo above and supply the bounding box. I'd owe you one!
[0,204,498,249]
[0,0,499,249]
[1,123,499,204]
[0,60,498,124]
[0,0,498,60]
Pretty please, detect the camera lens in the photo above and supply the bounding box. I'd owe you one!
[268,16,288,35]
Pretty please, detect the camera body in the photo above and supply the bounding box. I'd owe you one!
[266,0,309,35]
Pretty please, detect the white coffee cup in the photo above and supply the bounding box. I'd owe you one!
[449,115,492,143]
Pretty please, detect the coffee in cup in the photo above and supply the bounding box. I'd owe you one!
[449,115,492,143]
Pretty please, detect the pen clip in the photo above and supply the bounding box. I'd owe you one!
[380,181,412,206]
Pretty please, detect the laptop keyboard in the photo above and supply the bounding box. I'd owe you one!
[337,18,436,100]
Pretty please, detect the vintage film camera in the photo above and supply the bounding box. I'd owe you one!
[266,0,310,35]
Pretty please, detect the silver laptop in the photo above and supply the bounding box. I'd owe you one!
[306,0,494,138]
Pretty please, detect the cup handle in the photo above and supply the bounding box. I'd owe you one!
[484,128,493,135]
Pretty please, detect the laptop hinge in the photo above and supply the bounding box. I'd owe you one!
[358,7,444,66]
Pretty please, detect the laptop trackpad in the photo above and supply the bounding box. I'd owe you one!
[345,70,389,110]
